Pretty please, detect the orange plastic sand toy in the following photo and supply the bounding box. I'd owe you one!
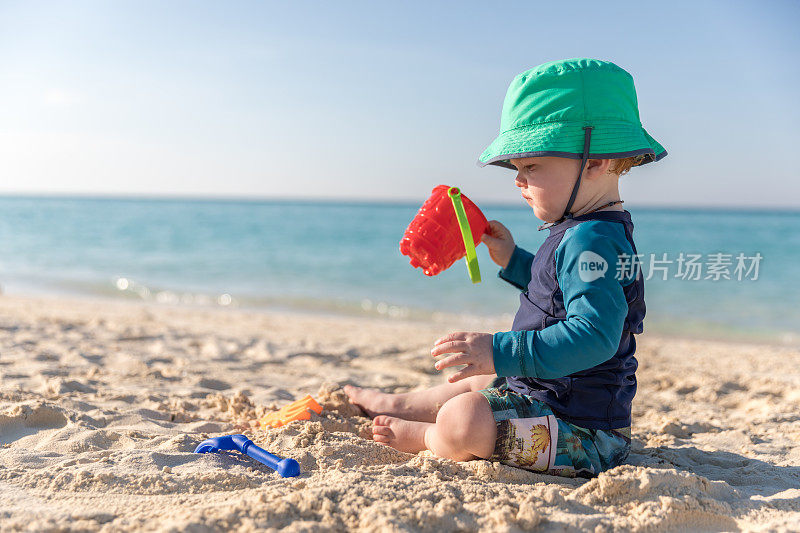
[399,185,488,277]
[260,395,323,429]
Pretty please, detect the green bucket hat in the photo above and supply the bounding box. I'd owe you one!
[477,58,666,227]
[478,58,667,170]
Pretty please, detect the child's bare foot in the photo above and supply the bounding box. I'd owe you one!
[343,385,399,418]
[372,415,430,454]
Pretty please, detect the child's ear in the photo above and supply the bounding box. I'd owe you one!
[585,158,612,179]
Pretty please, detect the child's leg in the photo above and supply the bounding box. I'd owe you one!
[372,391,496,461]
[344,374,495,423]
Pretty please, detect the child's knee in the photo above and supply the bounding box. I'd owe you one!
[435,392,496,456]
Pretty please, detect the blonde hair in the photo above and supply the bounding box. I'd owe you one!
[609,155,647,176]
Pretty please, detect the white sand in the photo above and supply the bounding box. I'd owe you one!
[0,295,798,531]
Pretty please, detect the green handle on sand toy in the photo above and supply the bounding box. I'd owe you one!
[448,187,481,284]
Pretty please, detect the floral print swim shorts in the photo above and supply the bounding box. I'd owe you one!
[479,377,631,478]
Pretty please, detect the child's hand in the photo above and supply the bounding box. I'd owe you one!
[431,332,495,383]
[481,220,515,269]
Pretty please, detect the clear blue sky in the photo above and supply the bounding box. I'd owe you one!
[1,1,798,207]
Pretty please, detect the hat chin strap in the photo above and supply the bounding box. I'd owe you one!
[538,126,594,231]
[563,126,594,218]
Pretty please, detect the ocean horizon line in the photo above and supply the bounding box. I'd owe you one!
[1,192,799,215]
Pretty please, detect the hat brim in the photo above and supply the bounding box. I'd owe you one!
[477,121,667,170]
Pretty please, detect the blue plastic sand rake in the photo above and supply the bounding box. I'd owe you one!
[194,434,300,478]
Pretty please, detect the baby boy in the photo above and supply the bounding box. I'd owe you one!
[346,58,667,477]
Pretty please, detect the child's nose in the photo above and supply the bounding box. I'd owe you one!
[515,174,527,188]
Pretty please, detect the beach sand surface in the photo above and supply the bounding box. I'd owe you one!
[1,296,798,532]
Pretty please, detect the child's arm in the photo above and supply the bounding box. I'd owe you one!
[492,222,634,380]
[497,245,534,290]
[481,220,534,290]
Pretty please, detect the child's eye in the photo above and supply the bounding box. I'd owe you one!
[525,165,535,171]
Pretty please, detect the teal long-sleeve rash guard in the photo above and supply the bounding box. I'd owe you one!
[491,219,636,380]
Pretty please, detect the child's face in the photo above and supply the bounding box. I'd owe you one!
[509,156,582,222]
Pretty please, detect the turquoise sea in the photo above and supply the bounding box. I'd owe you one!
[0,196,798,345]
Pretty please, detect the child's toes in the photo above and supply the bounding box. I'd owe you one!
[373,415,389,426]
[373,433,390,444]
[372,422,394,445]
[372,424,391,436]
